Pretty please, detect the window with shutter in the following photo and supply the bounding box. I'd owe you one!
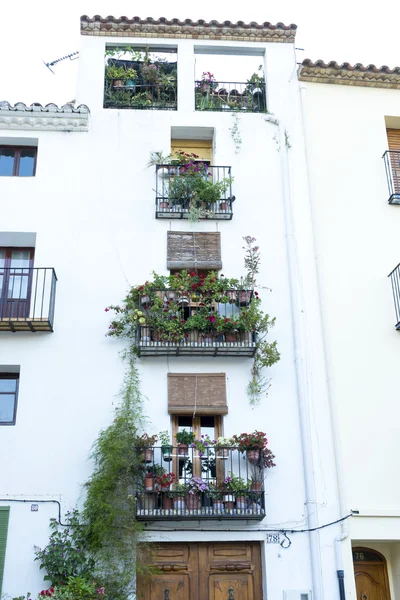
[166,231,222,270]
[0,506,10,595]
[168,373,228,415]
[387,129,400,196]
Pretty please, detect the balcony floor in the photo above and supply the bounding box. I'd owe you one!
[0,318,53,332]
[136,507,265,521]
[138,341,256,357]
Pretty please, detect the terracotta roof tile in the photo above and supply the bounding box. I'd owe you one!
[298,59,400,89]
[80,15,297,43]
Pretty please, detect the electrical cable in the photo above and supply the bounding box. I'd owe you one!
[0,498,67,525]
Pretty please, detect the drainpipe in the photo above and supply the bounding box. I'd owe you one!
[268,114,324,600]
[299,81,349,600]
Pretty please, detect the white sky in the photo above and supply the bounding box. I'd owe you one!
[0,0,399,106]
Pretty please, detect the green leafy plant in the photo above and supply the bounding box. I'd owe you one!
[34,509,94,585]
[135,433,158,448]
[223,474,251,495]
[175,429,196,445]
[158,430,171,447]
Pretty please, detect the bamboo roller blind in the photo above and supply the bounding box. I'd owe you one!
[167,231,222,270]
[167,373,228,415]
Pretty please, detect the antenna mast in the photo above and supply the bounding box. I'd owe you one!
[43,51,79,74]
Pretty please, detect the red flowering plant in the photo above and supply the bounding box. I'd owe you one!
[155,472,176,489]
[233,431,276,469]
[199,71,218,89]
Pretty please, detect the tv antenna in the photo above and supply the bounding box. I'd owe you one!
[43,51,79,75]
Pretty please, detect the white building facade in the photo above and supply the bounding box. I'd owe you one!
[0,16,352,600]
[299,59,400,600]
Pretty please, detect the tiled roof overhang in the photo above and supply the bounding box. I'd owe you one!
[80,15,297,43]
[298,59,400,89]
[0,102,90,132]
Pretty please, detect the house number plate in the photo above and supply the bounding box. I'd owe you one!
[266,534,280,544]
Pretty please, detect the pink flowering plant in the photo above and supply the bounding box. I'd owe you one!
[190,434,216,457]
[187,476,210,495]
[200,71,218,89]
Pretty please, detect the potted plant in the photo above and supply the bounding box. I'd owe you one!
[226,473,251,510]
[222,476,236,510]
[136,433,158,462]
[175,429,196,456]
[215,436,236,459]
[172,482,188,510]
[232,431,268,463]
[187,476,209,510]
[198,71,218,94]
[190,434,215,459]
[159,430,173,461]
[207,482,224,512]
[155,472,176,510]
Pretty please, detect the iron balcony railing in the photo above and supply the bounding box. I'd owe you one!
[383,150,400,204]
[155,164,234,220]
[0,268,57,332]
[388,262,400,330]
[195,81,267,112]
[104,79,177,111]
[137,289,256,357]
[136,446,265,520]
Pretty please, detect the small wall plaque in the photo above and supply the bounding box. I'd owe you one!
[31,504,39,512]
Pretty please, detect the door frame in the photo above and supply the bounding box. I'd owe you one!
[353,546,391,599]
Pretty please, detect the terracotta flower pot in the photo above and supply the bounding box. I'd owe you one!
[219,201,229,211]
[162,495,174,510]
[177,443,188,456]
[187,494,200,510]
[225,332,237,343]
[113,79,124,88]
[246,449,260,463]
[240,331,253,344]
[250,481,262,492]
[145,474,154,492]
[225,291,237,304]
[224,495,235,511]
[142,448,154,463]
[159,201,169,210]
[213,500,224,512]
[238,291,251,306]
[236,495,248,510]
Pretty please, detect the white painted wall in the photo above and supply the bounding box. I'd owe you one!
[301,79,400,597]
[0,33,342,599]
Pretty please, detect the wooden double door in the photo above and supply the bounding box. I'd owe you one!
[137,542,262,600]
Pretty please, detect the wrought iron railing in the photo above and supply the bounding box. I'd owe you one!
[155,164,234,219]
[195,81,267,112]
[104,79,177,110]
[0,268,57,332]
[389,262,400,329]
[136,446,265,520]
[137,289,256,356]
[383,150,400,204]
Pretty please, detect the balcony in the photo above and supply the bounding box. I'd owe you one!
[136,446,265,521]
[195,81,266,113]
[389,262,400,329]
[104,80,177,110]
[155,164,234,220]
[137,289,256,357]
[383,150,400,204]
[0,268,57,332]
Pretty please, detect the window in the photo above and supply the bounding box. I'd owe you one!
[0,248,34,318]
[0,146,37,176]
[0,374,19,425]
[0,507,10,594]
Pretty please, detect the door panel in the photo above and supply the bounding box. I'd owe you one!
[138,542,262,600]
[0,248,34,318]
[354,565,389,600]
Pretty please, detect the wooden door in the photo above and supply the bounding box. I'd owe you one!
[0,248,34,319]
[137,542,262,600]
[201,542,262,600]
[353,547,391,600]
[387,129,400,194]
